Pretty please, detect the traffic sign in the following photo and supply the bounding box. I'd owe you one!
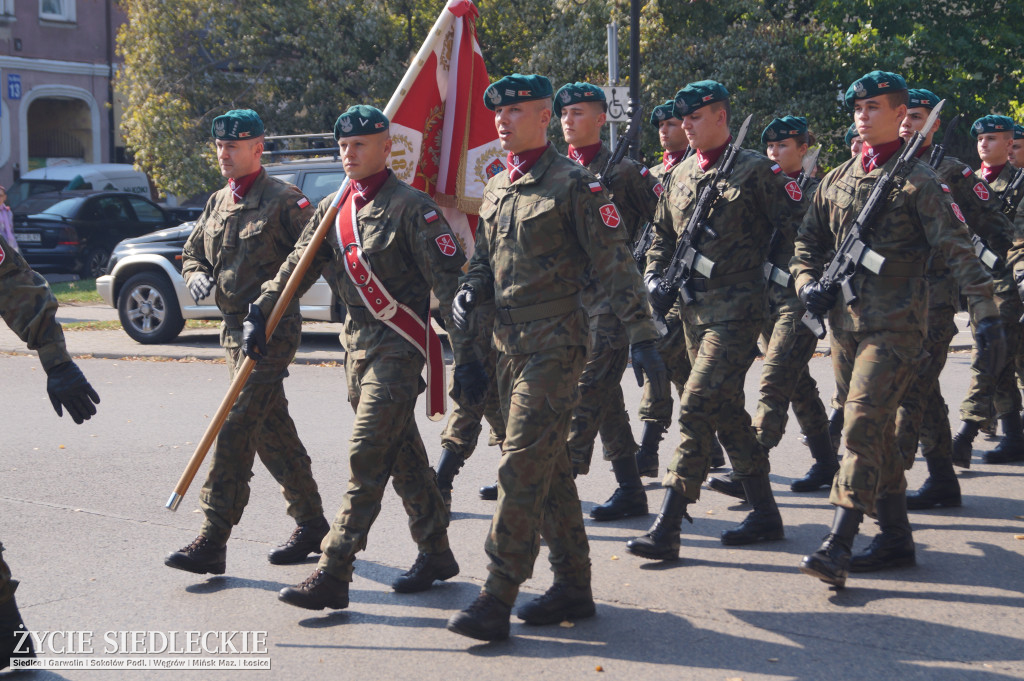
[600,86,630,122]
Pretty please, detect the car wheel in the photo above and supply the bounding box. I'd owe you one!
[79,246,112,279]
[117,272,186,344]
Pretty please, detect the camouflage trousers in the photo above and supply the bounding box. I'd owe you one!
[319,348,450,582]
[484,346,590,608]
[829,328,923,516]
[0,542,12,604]
[440,341,506,459]
[638,315,692,427]
[567,314,636,474]
[894,305,958,469]
[754,302,829,449]
[664,319,765,502]
[199,314,324,543]
[959,293,1023,423]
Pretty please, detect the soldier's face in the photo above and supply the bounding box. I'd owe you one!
[849,136,863,157]
[977,132,1012,166]
[216,138,264,180]
[338,133,392,181]
[560,102,605,147]
[658,118,688,152]
[765,138,806,175]
[1010,138,1024,169]
[680,105,728,151]
[494,100,551,153]
[852,95,906,146]
[899,107,939,144]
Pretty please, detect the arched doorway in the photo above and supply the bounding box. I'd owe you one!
[27,96,92,168]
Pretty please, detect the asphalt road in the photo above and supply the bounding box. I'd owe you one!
[1,308,1022,680]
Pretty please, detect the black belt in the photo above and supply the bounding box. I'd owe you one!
[496,292,582,325]
[878,261,926,277]
[689,267,763,293]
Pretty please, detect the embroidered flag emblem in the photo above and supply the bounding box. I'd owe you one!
[973,182,990,201]
[435,233,457,256]
[770,163,782,175]
[588,181,603,193]
[962,166,973,177]
[640,166,650,177]
[599,204,621,228]
[424,210,439,223]
[940,183,951,193]
[785,180,802,202]
[0,241,5,266]
[297,197,310,210]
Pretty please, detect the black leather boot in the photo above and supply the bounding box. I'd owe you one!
[278,569,349,610]
[951,420,979,468]
[516,582,596,625]
[985,412,1024,464]
[1,595,35,672]
[708,471,747,501]
[447,592,512,641]
[435,448,465,512]
[479,483,498,500]
[720,473,784,545]
[799,506,863,588]
[850,493,916,572]
[827,407,844,452]
[709,435,726,469]
[392,548,460,593]
[907,455,961,510]
[165,535,226,575]
[590,456,648,521]
[635,422,667,478]
[625,489,691,560]
[791,430,840,492]
[268,514,330,565]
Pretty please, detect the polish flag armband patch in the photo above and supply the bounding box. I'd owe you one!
[297,197,310,210]
[588,181,603,193]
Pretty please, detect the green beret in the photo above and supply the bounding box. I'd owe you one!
[211,109,264,140]
[971,114,1016,138]
[1014,124,1024,140]
[553,82,607,116]
[650,100,678,127]
[761,115,808,145]
[844,123,859,147]
[673,80,729,117]
[907,88,940,110]
[844,71,907,109]
[334,105,389,140]
[483,73,553,111]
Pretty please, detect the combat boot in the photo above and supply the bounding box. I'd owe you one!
[1,595,35,671]
[951,420,979,468]
[707,471,747,501]
[799,506,862,588]
[164,535,226,575]
[710,435,726,469]
[625,488,691,561]
[435,448,465,512]
[907,456,961,510]
[479,482,498,500]
[827,407,844,452]
[278,569,349,610]
[791,430,840,492]
[268,514,330,565]
[984,412,1024,464]
[516,582,595,625]
[635,422,667,477]
[391,548,460,593]
[590,456,648,521]
[447,591,511,641]
[720,473,784,545]
[850,493,916,572]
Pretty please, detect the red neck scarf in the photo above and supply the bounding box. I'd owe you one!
[981,163,1006,184]
[697,137,731,172]
[507,143,550,182]
[229,169,262,204]
[567,141,602,168]
[861,139,902,173]
[352,168,390,211]
[663,148,688,171]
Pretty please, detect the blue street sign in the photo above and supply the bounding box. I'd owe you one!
[7,74,22,100]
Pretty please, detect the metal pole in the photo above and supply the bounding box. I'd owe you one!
[607,21,619,153]
[628,0,641,160]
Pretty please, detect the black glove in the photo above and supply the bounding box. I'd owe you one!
[451,360,488,405]
[45,361,100,424]
[975,316,1008,376]
[798,281,838,318]
[241,304,268,361]
[631,339,669,398]
[645,272,677,317]
[452,286,477,332]
[187,272,214,304]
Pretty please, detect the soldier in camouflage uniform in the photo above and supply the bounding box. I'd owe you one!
[627,81,806,562]
[446,74,666,641]
[951,115,1024,465]
[1010,124,1024,170]
[554,82,663,521]
[0,234,100,670]
[242,106,484,611]
[793,72,1004,588]
[165,109,330,577]
[896,94,1021,513]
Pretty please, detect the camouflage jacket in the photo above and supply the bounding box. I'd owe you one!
[765,175,820,313]
[0,234,71,370]
[791,151,997,334]
[256,172,473,366]
[647,147,807,325]
[183,168,314,318]
[463,143,658,355]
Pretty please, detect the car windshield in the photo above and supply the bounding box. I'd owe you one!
[6,180,67,209]
[14,195,71,216]
[39,197,85,218]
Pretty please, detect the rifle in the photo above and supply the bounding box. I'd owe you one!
[657,113,754,306]
[928,113,961,169]
[801,100,946,339]
[600,105,644,180]
[763,146,820,289]
[1000,167,1024,217]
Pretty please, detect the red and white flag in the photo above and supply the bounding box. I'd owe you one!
[387,0,503,258]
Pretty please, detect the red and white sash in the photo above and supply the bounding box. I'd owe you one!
[336,188,446,420]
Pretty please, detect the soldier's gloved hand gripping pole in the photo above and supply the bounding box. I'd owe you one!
[166,3,459,511]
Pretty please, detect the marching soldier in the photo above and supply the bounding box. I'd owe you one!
[1010,124,1024,169]
[244,106,485,610]
[627,80,806,562]
[167,109,330,576]
[446,74,666,641]
[846,123,863,157]
[793,72,1004,588]
[1,234,100,670]
[554,81,663,521]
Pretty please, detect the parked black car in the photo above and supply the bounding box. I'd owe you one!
[12,191,189,278]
